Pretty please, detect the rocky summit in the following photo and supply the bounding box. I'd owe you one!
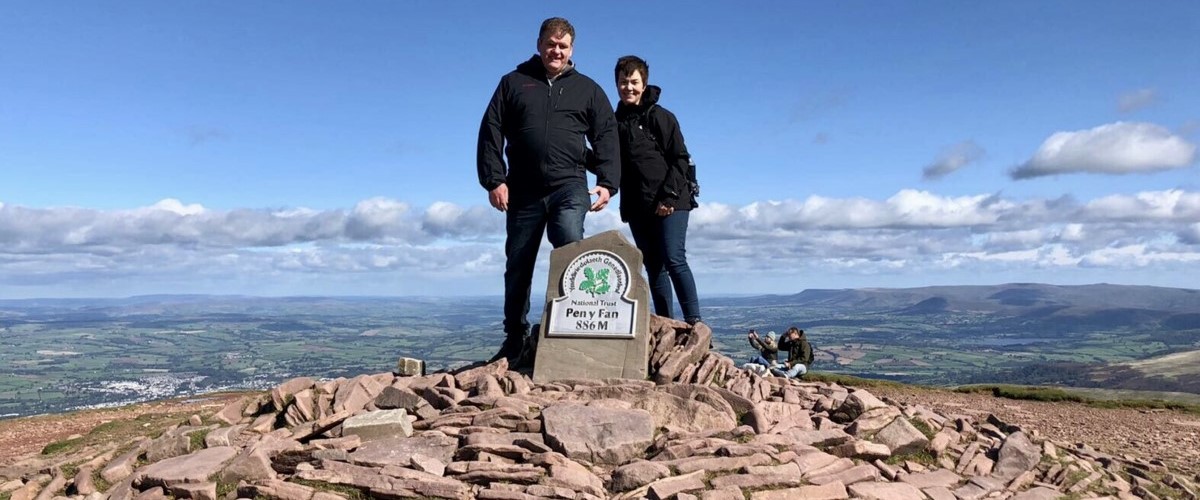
[3,316,1199,499]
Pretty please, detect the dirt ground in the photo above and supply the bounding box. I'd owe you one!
[873,385,1200,476]
[0,392,247,466]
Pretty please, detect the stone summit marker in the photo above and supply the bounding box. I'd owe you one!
[533,230,650,382]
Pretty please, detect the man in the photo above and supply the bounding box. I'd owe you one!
[771,327,814,379]
[477,17,620,365]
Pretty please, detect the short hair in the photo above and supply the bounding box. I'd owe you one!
[786,327,802,336]
[614,55,649,83]
[539,17,575,44]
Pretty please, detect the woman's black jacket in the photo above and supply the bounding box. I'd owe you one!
[614,85,696,222]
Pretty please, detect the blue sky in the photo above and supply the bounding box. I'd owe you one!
[1,2,1198,298]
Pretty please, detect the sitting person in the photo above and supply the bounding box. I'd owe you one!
[747,330,779,367]
[771,327,813,379]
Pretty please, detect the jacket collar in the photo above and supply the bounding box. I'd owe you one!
[616,85,663,117]
[517,55,576,81]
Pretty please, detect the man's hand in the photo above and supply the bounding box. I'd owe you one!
[489,183,509,212]
[655,202,675,217]
[589,185,611,212]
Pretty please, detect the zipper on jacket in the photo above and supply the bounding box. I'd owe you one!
[541,78,554,184]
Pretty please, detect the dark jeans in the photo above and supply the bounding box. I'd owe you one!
[627,209,701,323]
[503,184,590,337]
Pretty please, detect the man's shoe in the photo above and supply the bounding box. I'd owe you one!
[489,335,524,364]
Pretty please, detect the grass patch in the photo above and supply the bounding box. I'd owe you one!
[885,449,937,467]
[215,480,238,499]
[909,417,936,440]
[1063,469,1090,487]
[289,479,368,500]
[189,428,211,450]
[955,384,1200,415]
[91,470,111,493]
[1,491,11,500]
[41,436,84,456]
[60,463,81,481]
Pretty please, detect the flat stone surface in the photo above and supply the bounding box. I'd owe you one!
[708,473,804,490]
[673,453,773,474]
[144,434,191,463]
[847,481,926,500]
[807,464,878,486]
[784,428,852,447]
[575,385,737,434]
[611,461,671,492]
[873,416,930,455]
[342,409,413,440]
[533,230,651,382]
[646,470,706,500]
[830,440,891,460]
[1010,486,1065,500]
[846,407,903,436]
[700,486,745,500]
[922,486,957,500]
[134,447,238,488]
[349,435,458,467]
[900,468,962,489]
[541,403,654,465]
[217,447,275,483]
[834,389,888,422]
[749,481,848,500]
[792,450,841,474]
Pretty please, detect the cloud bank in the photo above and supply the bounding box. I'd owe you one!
[3,189,1199,296]
[1011,122,1196,180]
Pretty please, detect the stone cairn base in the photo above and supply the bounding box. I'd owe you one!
[2,316,1197,500]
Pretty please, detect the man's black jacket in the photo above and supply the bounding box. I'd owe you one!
[477,56,619,201]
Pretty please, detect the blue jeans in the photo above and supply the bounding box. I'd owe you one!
[748,355,772,367]
[771,363,808,379]
[503,184,590,337]
[627,209,701,323]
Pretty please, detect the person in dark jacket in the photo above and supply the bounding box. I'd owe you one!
[748,330,779,367]
[772,327,814,379]
[612,55,701,325]
[477,17,620,365]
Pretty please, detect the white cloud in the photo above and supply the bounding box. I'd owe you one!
[3,189,1200,296]
[1081,190,1200,221]
[1011,122,1197,179]
[922,141,985,180]
[1117,88,1157,113]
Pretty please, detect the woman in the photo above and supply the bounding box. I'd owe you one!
[613,55,701,325]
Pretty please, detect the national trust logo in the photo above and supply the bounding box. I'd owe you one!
[562,250,629,299]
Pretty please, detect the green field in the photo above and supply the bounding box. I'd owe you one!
[3,286,1199,418]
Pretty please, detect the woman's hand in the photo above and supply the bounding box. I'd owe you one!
[655,202,674,217]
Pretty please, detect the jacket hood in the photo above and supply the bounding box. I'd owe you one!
[617,85,662,115]
[517,55,575,79]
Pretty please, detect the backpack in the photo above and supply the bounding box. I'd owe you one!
[642,105,700,199]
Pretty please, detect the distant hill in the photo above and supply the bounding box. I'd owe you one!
[1087,349,1200,393]
[781,283,1199,313]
